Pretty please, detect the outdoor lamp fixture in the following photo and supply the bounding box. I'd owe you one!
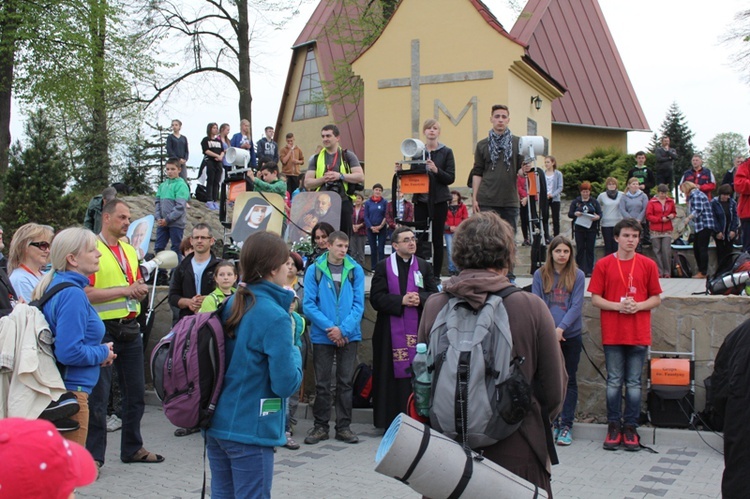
[531,95,542,110]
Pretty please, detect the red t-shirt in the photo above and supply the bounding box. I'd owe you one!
[587,253,662,346]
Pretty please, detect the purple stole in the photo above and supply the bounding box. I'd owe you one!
[386,253,420,378]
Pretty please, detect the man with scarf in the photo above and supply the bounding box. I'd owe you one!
[471,104,523,231]
[369,226,438,429]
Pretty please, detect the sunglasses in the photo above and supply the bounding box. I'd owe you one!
[29,241,51,251]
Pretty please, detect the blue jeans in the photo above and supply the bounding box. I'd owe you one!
[312,342,358,431]
[557,335,583,428]
[445,233,456,273]
[604,345,647,426]
[87,322,145,463]
[367,229,386,270]
[207,436,274,499]
[155,225,184,255]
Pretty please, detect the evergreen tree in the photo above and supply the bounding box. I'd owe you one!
[118,127,165,195]
[0,110,78,232]
[655,103,695,194]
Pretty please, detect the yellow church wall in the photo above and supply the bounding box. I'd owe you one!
[351,0,545,188]
[276,47,331,164]
[551,124,628,166]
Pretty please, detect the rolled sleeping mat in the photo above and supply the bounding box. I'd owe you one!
[374,413,548,499]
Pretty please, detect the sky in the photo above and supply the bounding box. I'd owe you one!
[10,0,750,169]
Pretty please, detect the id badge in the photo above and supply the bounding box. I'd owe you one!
[126,298,139,313]
[629,286,637,295]
[414,271,424,288]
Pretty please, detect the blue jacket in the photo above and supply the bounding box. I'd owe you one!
[208,280,302,447]
[41,271,109,393]
[364,196,388,229]
[302,253,365,345]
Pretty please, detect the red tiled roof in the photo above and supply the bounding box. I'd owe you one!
[277,0,365,159]
[510,0,649,131]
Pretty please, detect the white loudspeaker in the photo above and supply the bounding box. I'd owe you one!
[226,147,250,167]
[400,138,425,158]
[518,136,546,159]
[153,250,179,270]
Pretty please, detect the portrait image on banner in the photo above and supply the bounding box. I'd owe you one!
[287,191,341,243]
[127,215,154,260]
[231,192,286,245]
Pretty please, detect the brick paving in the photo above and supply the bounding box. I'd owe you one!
[76,404,724,498]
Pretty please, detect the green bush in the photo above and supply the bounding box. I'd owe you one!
[559,147,656,199]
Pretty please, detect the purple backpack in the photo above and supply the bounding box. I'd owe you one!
[150,310,226,429]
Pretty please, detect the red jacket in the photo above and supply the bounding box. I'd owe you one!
[680,167,716,199]
[445,203,469,234]
[734,158,750,219]
[645,196,676,233]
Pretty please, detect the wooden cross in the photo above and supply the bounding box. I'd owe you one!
[378,39,494,137]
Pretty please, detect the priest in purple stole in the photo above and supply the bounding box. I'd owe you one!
[370,226,438,429]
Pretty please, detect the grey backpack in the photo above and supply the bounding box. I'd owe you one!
[427,286,531,450]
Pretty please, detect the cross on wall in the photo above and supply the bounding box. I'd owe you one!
[377,39,494,138]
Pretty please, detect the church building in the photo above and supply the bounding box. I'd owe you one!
[275,0,649,187]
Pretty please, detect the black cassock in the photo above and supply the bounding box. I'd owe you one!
[369,255,437,429]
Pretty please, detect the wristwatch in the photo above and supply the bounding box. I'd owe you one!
[339,173,345,181]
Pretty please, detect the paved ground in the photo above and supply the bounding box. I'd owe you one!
[77,404,725,498]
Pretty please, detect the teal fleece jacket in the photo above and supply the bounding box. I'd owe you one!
[155,177,190,228]
[302,253,365,345]
[208,280,302,447]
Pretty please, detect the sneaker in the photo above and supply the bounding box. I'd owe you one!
[40,392,80,421]
[54,417,80,433]
[552,425,560,441]
[602,421,621,450]
[284,432,300,450]
[622,424,641,451]
[304,426,329,445]
[335,428,359,444]
[556,426,572,446]
[106,414,122,432]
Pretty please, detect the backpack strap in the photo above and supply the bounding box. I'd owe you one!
[30,282,77,310]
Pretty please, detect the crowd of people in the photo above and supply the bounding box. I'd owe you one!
[0,109,747,499]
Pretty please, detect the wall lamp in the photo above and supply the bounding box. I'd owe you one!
[531,95,542,110]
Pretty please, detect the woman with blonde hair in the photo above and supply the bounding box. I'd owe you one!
[402,119,455,280]
[8,223,54,301]
[681,181,716,278]
[33,227,116,446]
[532,236,585,446]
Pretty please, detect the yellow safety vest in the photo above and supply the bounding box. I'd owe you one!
[92,239,141,320]
[315,147,356,201]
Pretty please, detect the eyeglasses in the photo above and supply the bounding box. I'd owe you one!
[29,241,51,251]
[192,236,212,241]
[397,237,417,243]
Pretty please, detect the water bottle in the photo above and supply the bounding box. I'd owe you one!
[412,343,431,417]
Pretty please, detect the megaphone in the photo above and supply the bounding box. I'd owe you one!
[139,250,179,282]
[226,147,251,168]
[518,136,546,160]
[400,138,425,158]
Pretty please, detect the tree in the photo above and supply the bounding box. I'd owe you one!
[140,0,298,136]
[0,109,80,232]
[1,0,161,194]
[117,125,168,195]
[558,147,637,199]
[704,132,749,181]
[726,9,750,83]
[654,102,695,196]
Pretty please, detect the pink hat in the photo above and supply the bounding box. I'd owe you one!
[0,418,98,499]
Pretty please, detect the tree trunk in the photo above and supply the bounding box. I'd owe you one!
[88,0,110,190]
[0,0,20,198]
[236,0,252,136]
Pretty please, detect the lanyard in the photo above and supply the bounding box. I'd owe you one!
[99,235,134,285]
[616,254,637,297]
[327,149,339,172]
